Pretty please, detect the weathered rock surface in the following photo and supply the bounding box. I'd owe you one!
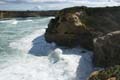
[45,6,120,50]
[45,6,120,80]
[88,65,120,80]
[93,31,120,67]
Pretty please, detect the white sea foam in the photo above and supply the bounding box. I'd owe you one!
[0,14,94,80]
[48,48,63,63]
[11,20,18,24]
[7,28,93,80]
[0,54,81,80]
[0,19,18,24]
[19,19,33,22]
[9,29,46,53]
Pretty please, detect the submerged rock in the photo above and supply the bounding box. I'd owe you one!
[45,6,120,50]
[88,65,120,80]
[93,31,120,67]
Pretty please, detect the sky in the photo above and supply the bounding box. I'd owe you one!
[0,0,120,4]
[0,0,119,3]
[1,0,69,3]
[0,0,120,11]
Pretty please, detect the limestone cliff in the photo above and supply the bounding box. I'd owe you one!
[45,6,120,50]
[45,6,120,80]
[93,31,120,67]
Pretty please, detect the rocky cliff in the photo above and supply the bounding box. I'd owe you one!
[45,6,120,50]
[45,6,120,80]
[88,65,120,80]
[93,31,120,67]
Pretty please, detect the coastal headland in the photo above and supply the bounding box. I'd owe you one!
[0,10,58,19]
[45,6,120,80]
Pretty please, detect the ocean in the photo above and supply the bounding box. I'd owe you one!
[0,17,93,80]
[0,1,119,80]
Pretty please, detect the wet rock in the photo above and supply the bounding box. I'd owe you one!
[88,65,120,80]
[93,31,120,67]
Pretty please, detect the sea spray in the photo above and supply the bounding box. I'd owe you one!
[48,48,63,63]
[11,20,18,25]
[0,17,93,80]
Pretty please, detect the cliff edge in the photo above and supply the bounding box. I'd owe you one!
[45,6,120,80]
[45,6,120,50]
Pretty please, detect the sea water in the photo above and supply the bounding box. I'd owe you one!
[0,17,93,80]
[0,0,120,80]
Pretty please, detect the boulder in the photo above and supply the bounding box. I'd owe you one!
[88,65,120,80]
[45,6,120,50]
[93,31,120,67]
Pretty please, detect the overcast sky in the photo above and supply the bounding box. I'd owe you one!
[0,0,69,3]
[0,0,119,11]
[0,0,119,3]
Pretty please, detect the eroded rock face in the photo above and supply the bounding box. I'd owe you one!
[45,6,120,80]
[45,6,120,50]
[93,31,120,67]
[88,65,120,80]
[45,10,95,50]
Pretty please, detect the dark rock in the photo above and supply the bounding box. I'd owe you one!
[44,6,120,80]
[45,6,120,50]
[45,9,95,50]
[88,65,120,80]
[93,31,120,67]
[81,50,86,53]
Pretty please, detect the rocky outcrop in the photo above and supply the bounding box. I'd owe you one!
[45,11,94,50]
[45,6,120,80]
[88,65,120,80]
[45,6,120,50]
[88,31,120,80]
[93,31,120,67]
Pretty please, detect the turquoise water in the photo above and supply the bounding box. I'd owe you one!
[0,17,52,65]
[0,17,93,80]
